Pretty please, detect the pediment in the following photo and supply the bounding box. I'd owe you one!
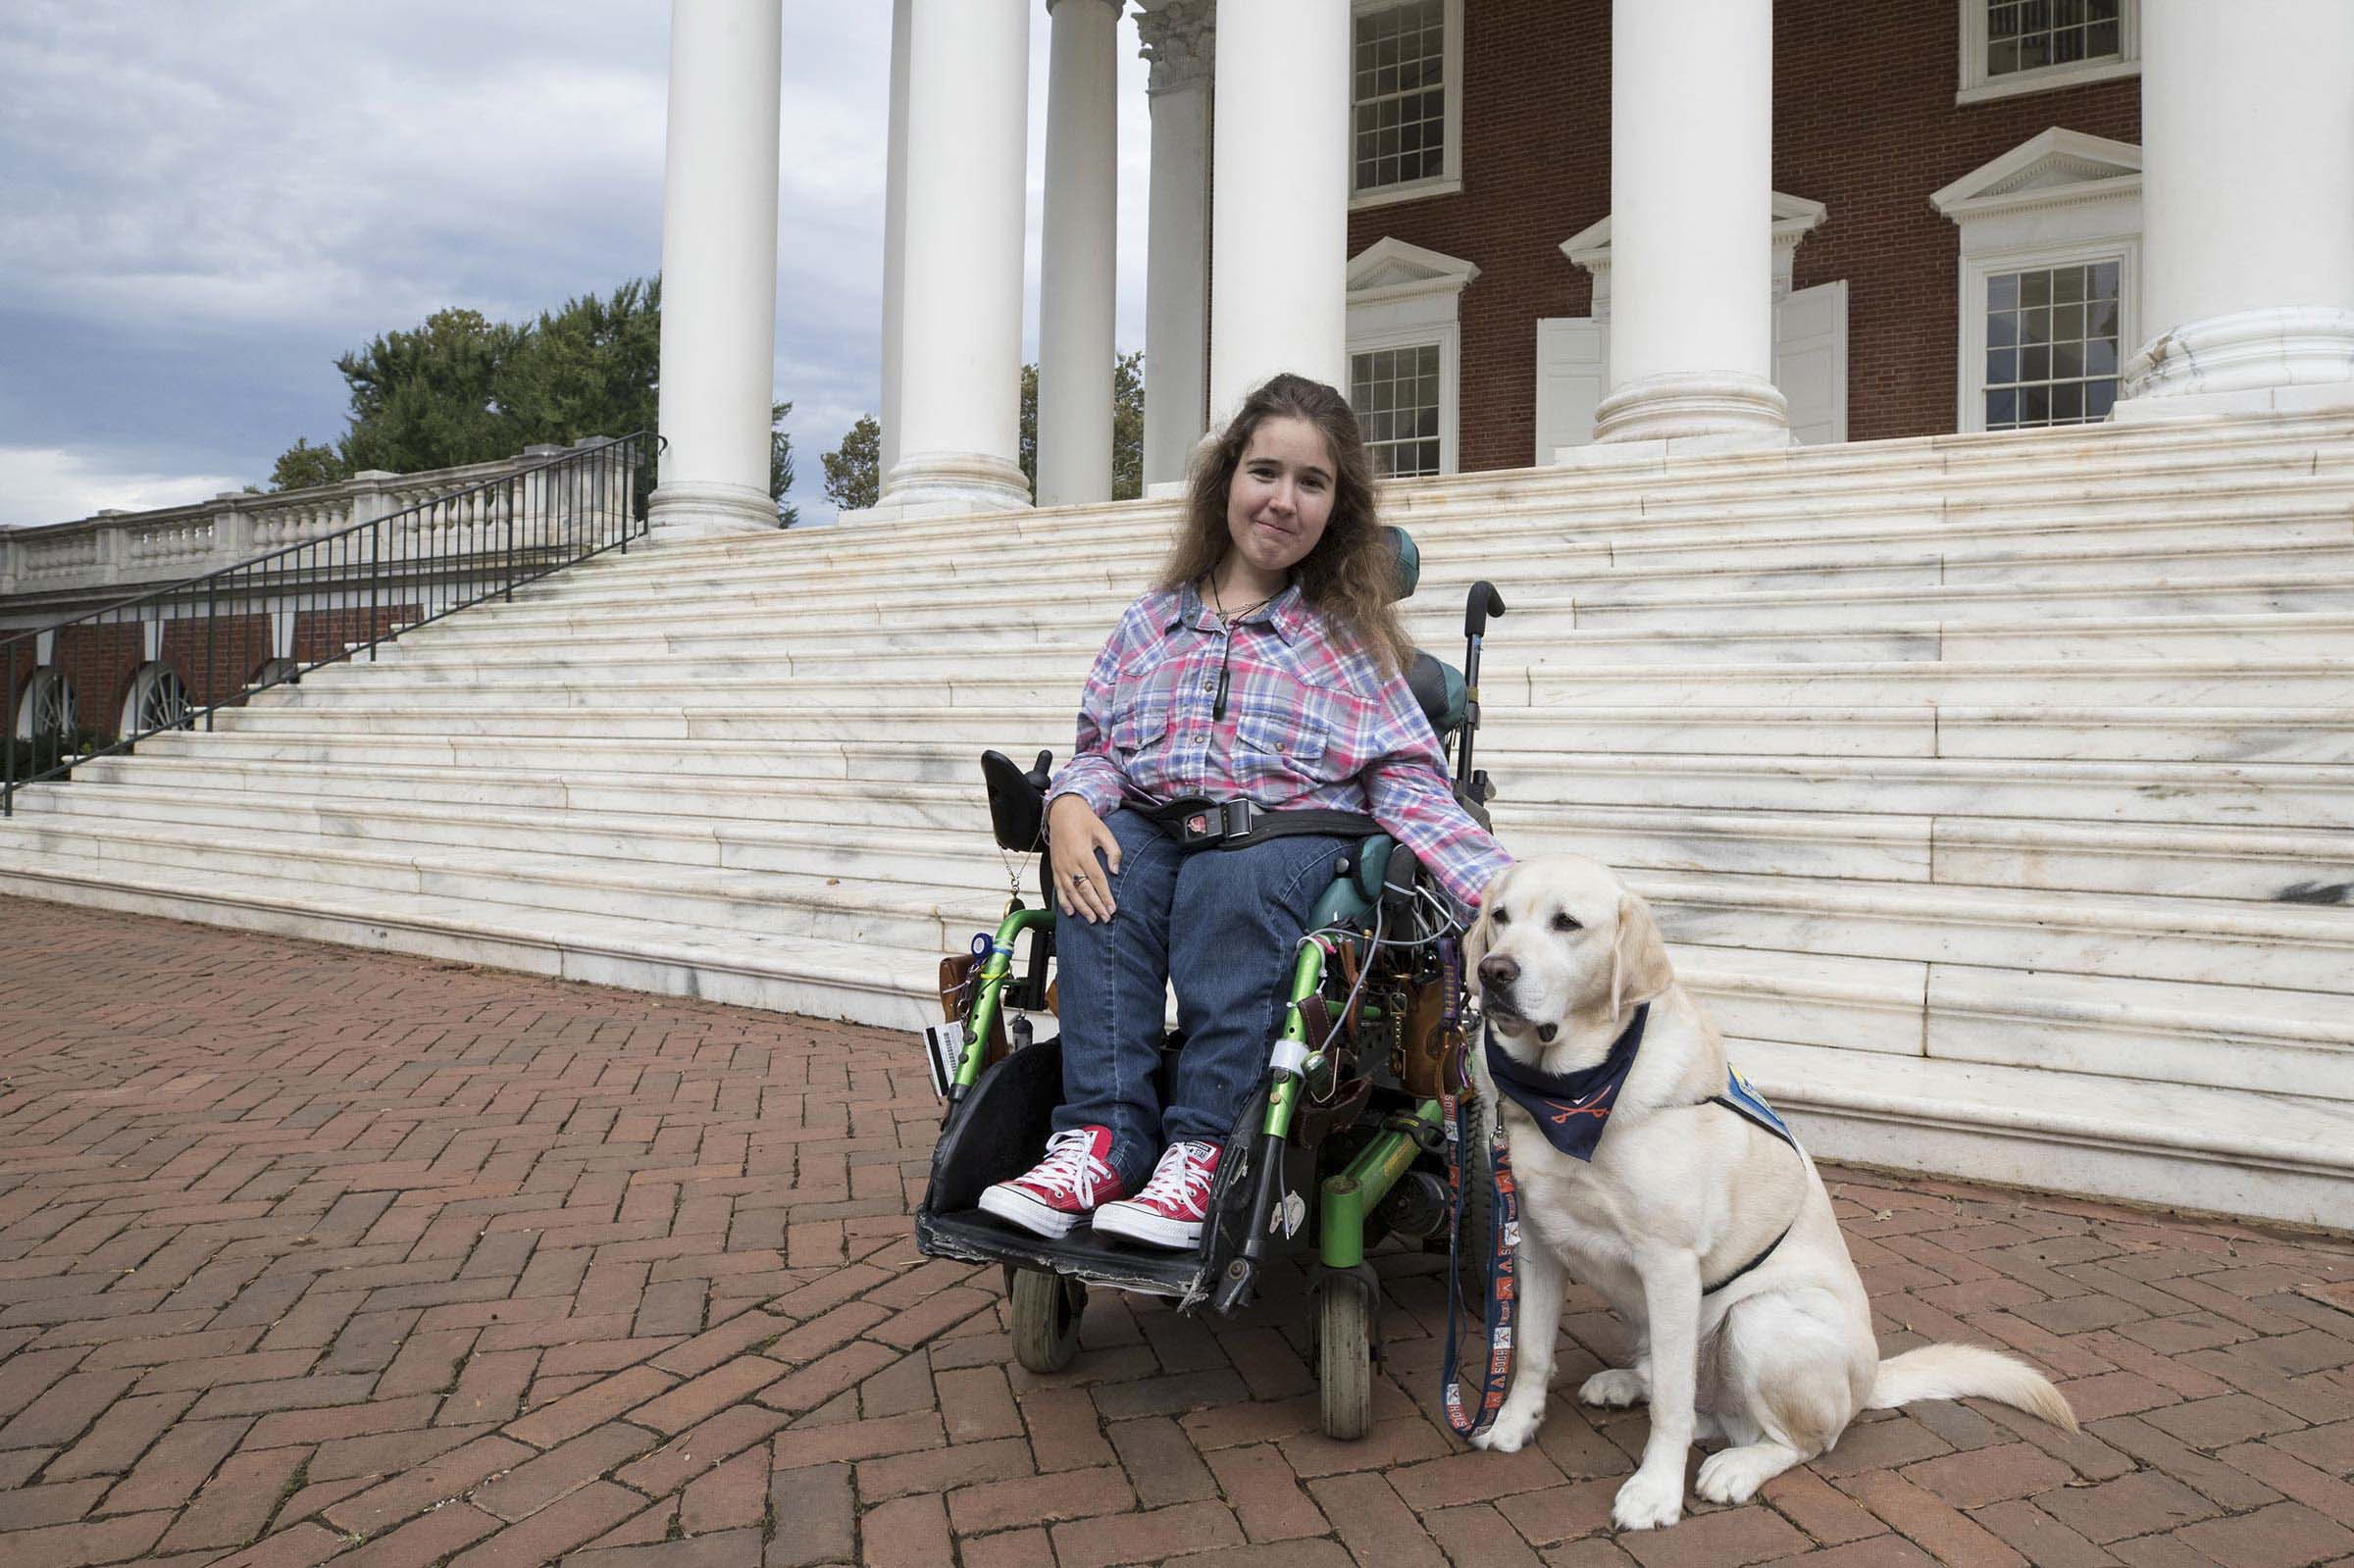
[1561,191,1827,273]
[1347,236,1479,297]
[1931,128,2140,220]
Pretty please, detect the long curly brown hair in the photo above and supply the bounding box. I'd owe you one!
[1155,373,1413,676]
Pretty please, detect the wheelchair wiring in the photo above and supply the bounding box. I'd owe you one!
[1293,882,1468,1064]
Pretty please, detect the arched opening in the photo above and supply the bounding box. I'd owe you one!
[120,663,193,736]
[15,668,77,741]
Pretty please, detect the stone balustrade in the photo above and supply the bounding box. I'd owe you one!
[0,440,629,605]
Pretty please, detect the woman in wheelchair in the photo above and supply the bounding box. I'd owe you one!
[978,373,1510,1250]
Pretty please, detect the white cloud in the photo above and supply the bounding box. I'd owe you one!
[0,447,244,531]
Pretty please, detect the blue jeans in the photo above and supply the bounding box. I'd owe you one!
[1048,808,1352,1191]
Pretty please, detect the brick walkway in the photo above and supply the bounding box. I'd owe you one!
[1,900,2351,1568]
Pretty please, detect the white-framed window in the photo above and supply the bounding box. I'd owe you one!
[1932,129,2142,434]
[1959,0,2139,105]
[1346,237,1477,477]
[1352,344,1443,478]
[1350,0,1462,210]
[1979,259,2124,429]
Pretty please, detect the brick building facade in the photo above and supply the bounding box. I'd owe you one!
[1344,0,2142,473]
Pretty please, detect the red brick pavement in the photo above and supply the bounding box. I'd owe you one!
[2,897,2351,1568]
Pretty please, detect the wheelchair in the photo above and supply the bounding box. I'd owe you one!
[914,531,1505,1440]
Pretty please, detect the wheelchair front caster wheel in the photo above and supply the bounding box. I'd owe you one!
[1010,1268,1086,1373]
[1319,1285,1374,1440]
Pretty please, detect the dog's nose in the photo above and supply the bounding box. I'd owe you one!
[1479,955,1519,990]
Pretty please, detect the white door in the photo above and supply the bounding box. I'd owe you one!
[1532,318,1609,464]
[1773,279,1848,446]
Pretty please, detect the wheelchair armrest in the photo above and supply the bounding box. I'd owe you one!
[1307,835,1396,932]
[981,748,1053,852]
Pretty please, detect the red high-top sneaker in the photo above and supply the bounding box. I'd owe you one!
[1091,1139,1220,1249]
[978,1126,1127,1239]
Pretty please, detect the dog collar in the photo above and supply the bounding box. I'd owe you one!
[1482,1003,1649,1161]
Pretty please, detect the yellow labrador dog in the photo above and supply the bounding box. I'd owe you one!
[1463,855,2074,1532]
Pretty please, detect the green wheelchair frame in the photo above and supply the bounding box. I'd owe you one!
[913,533,1505,1440]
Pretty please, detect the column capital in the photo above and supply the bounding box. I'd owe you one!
[1136,0,1213,95]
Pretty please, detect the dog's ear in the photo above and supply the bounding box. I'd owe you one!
[1609,888,1673,1017]
[1464,864,1510,973]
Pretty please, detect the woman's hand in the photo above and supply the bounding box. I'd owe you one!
[1048,794,1121,923]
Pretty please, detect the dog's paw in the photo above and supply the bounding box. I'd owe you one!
[1470,1402,1544,1453]
[1611,1467,1684,1532]
[1579,1368,1647,1408]
[1696,1444,1788,1506]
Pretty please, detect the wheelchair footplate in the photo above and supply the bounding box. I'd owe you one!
[914,1036,1314,1312]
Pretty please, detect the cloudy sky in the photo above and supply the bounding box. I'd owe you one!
[0,1,1154,529]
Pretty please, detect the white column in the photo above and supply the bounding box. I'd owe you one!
[1209,0,1350,426]
[1138,1,1213,492]
[2117,0,2354,420]
[1037,0,1123,507]
[879,0,913,483]
[648,0,784,537]
[878,0,1032,516]
[1592,0,1787,449]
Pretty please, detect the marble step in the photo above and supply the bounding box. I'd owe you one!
[342,609,2354,676]
[225,655,2354,721]
[1735,1039,2354,1232]
[79,738,2354,839]
[0,843,953,1029]
[168,695,2354,766]
[39,776,2354,906]
[6,800,2346,1075]
[134,726,2354,828]
[0,812,971,953]
[516,527,2354,631]
[539,494,2354,609]
[11,801,2346,994]
[406,567,2354,652]
[639,410,2354,565]
[6,820,2345,1167]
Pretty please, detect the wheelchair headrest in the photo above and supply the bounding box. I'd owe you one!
[1383,526,1419,602]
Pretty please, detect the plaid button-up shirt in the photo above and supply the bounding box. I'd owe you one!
[1046,580,1510,907]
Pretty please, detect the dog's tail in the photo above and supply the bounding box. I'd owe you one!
[1867,1343,2077,1433]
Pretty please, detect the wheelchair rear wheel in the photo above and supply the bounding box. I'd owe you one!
[1010,1267,1086,1373]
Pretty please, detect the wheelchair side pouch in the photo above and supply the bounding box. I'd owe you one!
[935,954,1008,1090]
[1397,976,1465,1101]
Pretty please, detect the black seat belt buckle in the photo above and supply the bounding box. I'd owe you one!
[1222,800,1257,841]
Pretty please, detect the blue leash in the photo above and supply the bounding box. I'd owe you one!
[1436,960,1519,1440]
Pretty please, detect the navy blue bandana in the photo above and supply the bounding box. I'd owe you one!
[1482,1004,1649,1161]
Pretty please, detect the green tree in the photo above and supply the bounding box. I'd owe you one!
[1018,352,1146,501]
[268,436,350,491]
[1111,349,1145,501]
[823,414,882,512]
[335,306,526,475]
[268,277,801,525]
[770,402,799,528]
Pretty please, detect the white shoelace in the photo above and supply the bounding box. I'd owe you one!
[1024,1129,1116,1205]
[1132,1141,1216,1211]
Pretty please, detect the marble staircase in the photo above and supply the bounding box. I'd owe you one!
[4,409,2351,1227]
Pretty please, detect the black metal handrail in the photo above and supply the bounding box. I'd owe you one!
[2,431,659,815]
